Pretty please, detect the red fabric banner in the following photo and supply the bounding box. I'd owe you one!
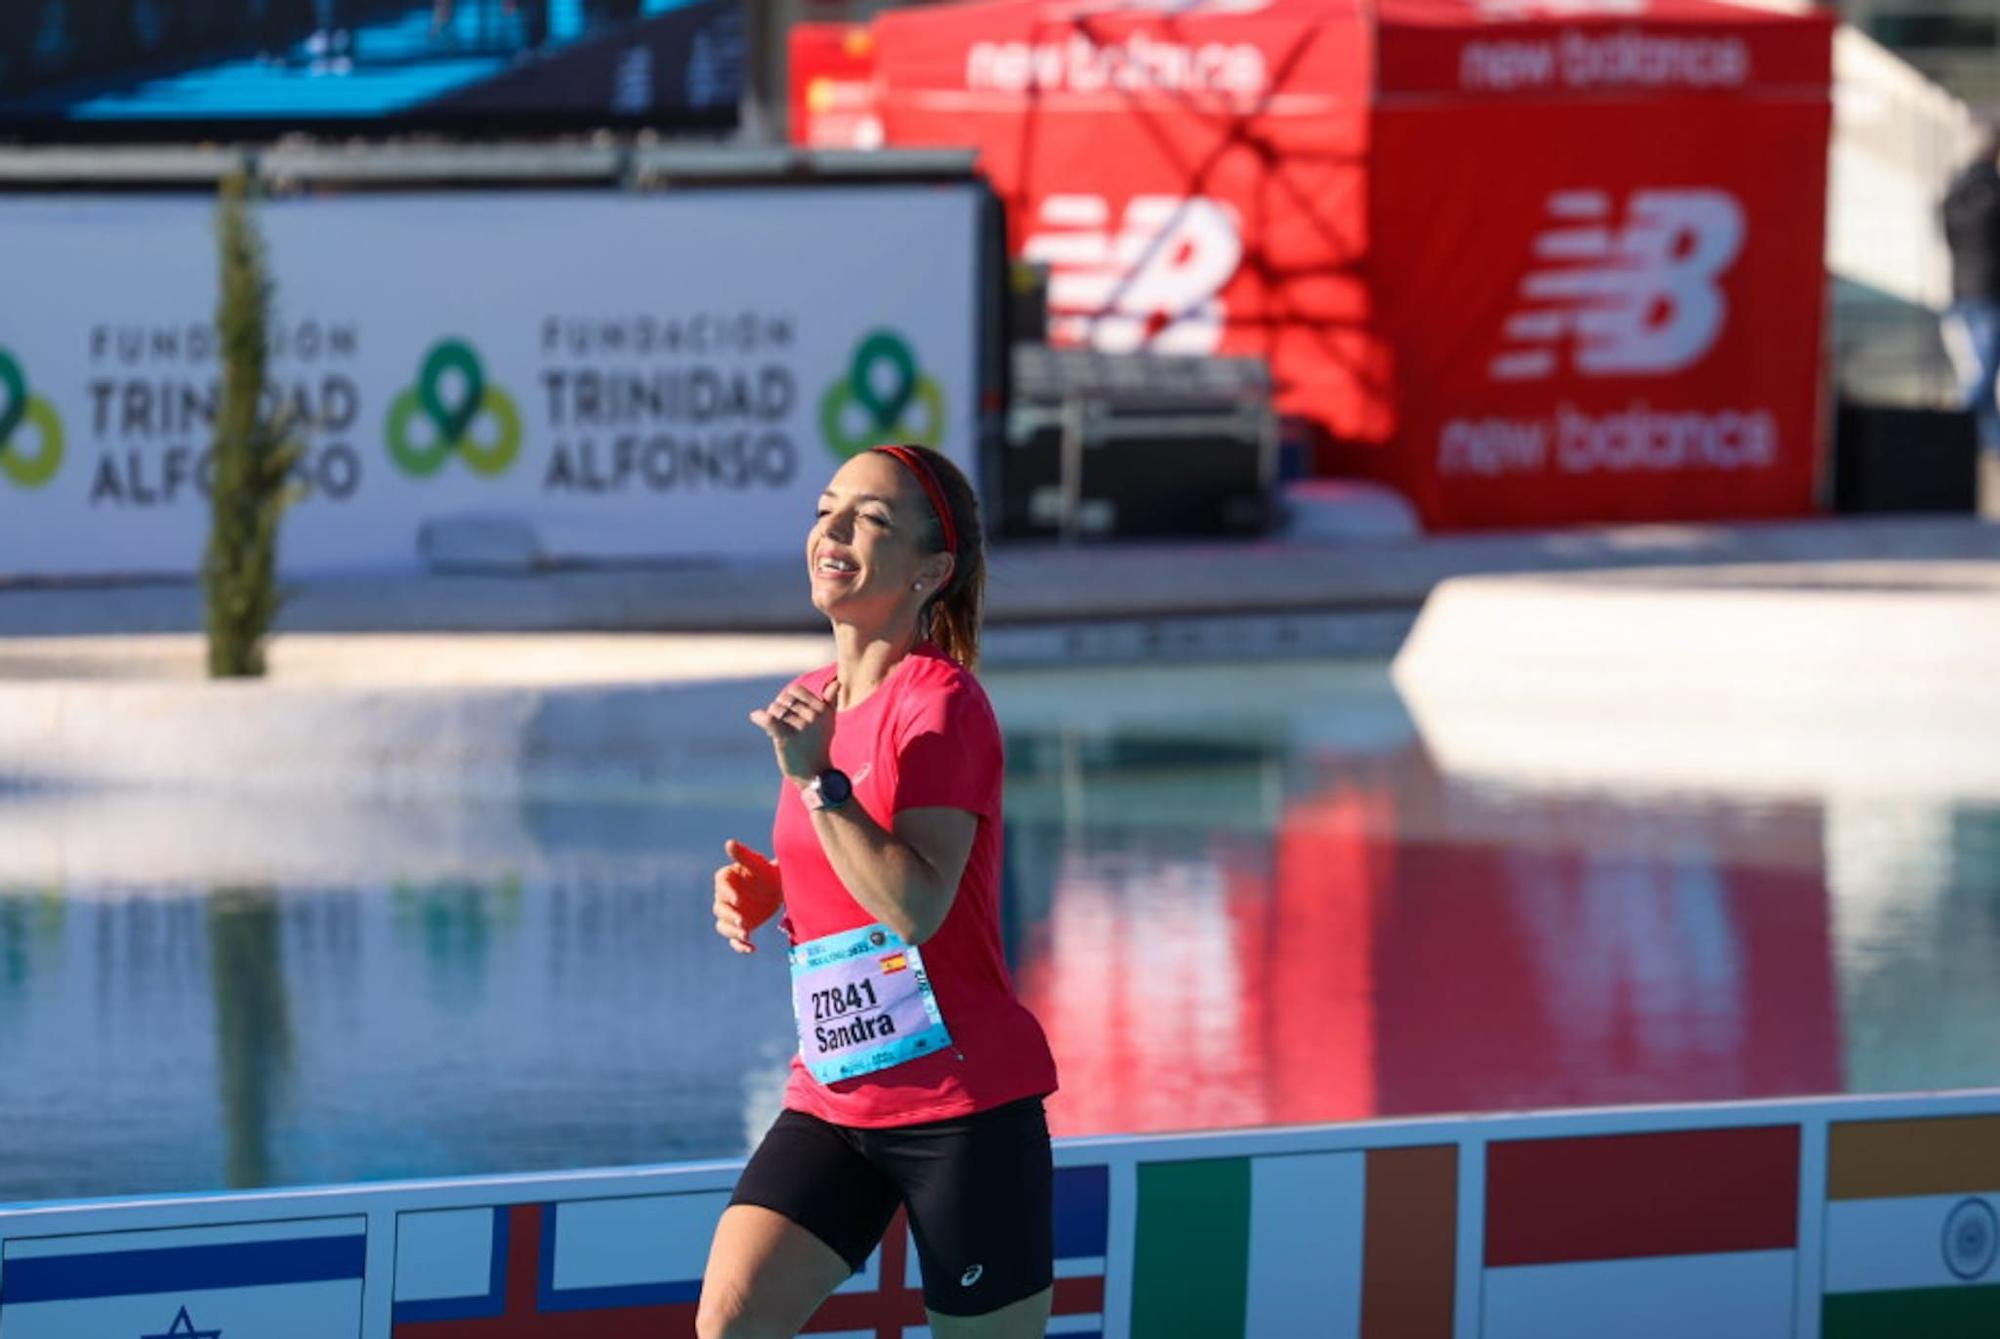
[1365,95,1831,526]
[874,1,1395,445]
[1376,0,1833,99]
[1485,1126,1801,1267]
[788,22,880,150]
[853,0,1834,529]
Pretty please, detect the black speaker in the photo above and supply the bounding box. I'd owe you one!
[1832,401,1978,514]
[999,346,1275,540]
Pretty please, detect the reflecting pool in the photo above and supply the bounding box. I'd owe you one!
[0,657,1993,1202]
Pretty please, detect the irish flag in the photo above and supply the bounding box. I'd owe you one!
[1482,1125,1801,1339]
[1129,1145,1456,1338]
[1823,1114,2000,1337]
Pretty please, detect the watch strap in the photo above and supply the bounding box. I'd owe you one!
[803,769,852,811]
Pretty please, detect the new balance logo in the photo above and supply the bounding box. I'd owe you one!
[1023,194,1242,354]
[1489,188,1744,382]
[1057,0,1272,11]
[1473,0,1643,17]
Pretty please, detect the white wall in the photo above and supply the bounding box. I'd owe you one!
[1829,25,1979,311]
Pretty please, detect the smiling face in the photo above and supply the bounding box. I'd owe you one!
[807,452,954,627]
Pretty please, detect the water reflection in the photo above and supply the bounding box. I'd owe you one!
[0,657,1992,1202]
[393,877,522,1010]
[0,889,61,1005]
[1009,735,1847,1135]
[1828,799,2000,1093]
[209,888,293,1188]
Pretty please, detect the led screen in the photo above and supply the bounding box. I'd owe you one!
[0,0,742,134]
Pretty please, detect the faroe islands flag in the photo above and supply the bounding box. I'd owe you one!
[0,1216,366,1339]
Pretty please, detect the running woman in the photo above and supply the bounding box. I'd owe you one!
[699,445,1060,1339]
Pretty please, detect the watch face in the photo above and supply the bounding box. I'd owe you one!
[819,770,853,804]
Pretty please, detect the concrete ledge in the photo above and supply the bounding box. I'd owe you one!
[3,517,1995,796]
[0,634,827,686]
[0,636,824,797]
[0,616,1417,794]
[1392,562,2000,800]
[2,516,1995,637]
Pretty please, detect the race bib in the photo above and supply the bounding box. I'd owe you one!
[788,923,953,1084]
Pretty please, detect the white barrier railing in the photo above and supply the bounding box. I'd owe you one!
[3,1088,1995,1338]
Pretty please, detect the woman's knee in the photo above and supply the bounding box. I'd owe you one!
[694,1282,781,1339]
[926,1284,1054,1339]
[697,1203,853,1339]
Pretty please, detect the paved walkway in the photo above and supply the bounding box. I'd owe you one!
[2,515,1995,644]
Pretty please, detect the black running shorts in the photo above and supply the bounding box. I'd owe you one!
[728,1096,1054,1318]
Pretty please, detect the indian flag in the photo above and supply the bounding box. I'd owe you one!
[1482,1125,1800,1339]
[1823,1114,2000,1338]
[1129,1145,1456,1338]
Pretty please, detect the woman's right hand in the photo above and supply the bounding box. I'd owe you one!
[712,839,782,954]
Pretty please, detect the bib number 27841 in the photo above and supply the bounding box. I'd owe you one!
[788,923,953,1084]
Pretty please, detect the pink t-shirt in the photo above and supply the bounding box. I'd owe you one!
[770,642,1059,1128]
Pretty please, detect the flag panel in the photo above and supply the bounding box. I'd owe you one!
[1131,1158,1250,1339]
[3,1217,362,1260]
[1825,1194,2000,1295]
[546,1192,726,1307]
[395,1208,500,1307]
[1054,1163,1110,1265]
[390,1165,1111,1339]
[1484,1250,1796,1339]
[1828,1117,2000,1202]
[1486,1126,1799,1267]
[1,1282,366,1339]
[1245,1151,1364,1339]
[1361,1144,1456,1339]
[393,1202,704,1336]
[1821,1283,2000,1339]
[0,1215,366,1339]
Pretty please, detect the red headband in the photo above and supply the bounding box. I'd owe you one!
[872,445,960,559]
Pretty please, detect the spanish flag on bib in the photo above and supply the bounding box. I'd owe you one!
[1822,1115,2000,1338]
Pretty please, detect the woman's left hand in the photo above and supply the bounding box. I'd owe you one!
[750,681,837,783]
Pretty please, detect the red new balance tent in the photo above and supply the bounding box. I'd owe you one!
[857,0,1834,529]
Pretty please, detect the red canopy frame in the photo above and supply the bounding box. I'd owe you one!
[807,0,1835,530]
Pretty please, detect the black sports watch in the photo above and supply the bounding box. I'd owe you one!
[803,768,853,812]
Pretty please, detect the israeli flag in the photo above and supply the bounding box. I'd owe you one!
[0,1216,365,1339]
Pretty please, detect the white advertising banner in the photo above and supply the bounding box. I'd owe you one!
[0,187,980,575]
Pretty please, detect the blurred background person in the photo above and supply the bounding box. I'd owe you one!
[1942,123,2000,514]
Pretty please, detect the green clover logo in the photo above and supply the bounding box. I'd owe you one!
[820,330,945,459]
[385,339,521,478]
[0,349,64,489]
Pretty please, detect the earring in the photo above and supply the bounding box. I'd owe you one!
[913,582,924,591]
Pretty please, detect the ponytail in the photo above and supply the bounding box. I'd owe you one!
[878,445,985,672]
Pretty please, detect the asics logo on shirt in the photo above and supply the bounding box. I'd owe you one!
[960,1264,985,1287]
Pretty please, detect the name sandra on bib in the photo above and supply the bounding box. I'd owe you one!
[788,923,955,1084]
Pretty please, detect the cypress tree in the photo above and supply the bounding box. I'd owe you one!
[204,171,302,678]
